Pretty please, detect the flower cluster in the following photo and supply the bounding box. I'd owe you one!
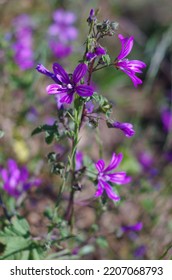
[35,8,146,206]
[12,14,34,70]
[48,9,78,58]
[0,159,41,198]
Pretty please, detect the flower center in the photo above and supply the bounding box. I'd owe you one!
[67,83,73,89]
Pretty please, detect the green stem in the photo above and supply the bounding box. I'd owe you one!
[65,96,84,231]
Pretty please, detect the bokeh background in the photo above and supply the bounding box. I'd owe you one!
[0,0,172,259]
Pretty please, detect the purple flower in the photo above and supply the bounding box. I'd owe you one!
[75,151,83,171]
[12,14,34,70]
[113,121,135,137]
[95,153,131,201]
[87,9,96,23]
[46,63,94,104]
[138,151,153,170]
[0,159,41,198]
[49,9,78,42]
[86,46,106,61]
[49,41,72,59]
[114,34,146,87]
[134,245,146,259]
[161,108,172,132]
[121,222,143,232]
[48,9,78,58]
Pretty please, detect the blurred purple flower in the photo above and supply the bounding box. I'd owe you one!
[134,245,146,259]
[26,106,38,122]
[48,9,78,58]
[12,14,34,70]
[85,100,94,113]
[0,159,41,198]
[76,151,83,171]
[161,108,172,132]
[95,153,131,201]
[114,34,146,87]
[113,121,135,137]
[138,151,153,170]
[121,222,143,232]
[49,41,72,59]
[46,63,94,104]
[86,46,106,61]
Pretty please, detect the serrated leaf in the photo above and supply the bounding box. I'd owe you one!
[0,236,31,260]
[12,216,30,237]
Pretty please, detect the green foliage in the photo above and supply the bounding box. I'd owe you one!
[0,216,44,260]
[31,122,60,144]
[92,92,112,117]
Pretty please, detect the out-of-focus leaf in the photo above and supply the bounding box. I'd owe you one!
[0,130,5,138]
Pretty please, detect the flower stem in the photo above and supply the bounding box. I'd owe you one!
[65,96,84,231]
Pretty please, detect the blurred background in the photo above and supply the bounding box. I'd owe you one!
[0,0,172,259]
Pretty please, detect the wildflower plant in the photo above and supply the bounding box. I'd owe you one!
[0,9,146,260]
[34,9,146,229]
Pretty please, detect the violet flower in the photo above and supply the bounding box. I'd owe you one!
[121,222,143,232]
[134,245,146,259]
[114,34,146,87]
[113,121,135,137]
[0,159,41,198]
[87,9,96,24]
[75,151,83,171]
[95,153,131,201]
[46,63,94,104]
[86,46,106,61]
[138,151,154,170]
[161,108,172,132]
[12,14,34,70]
[48,9,78,58]
[49,41,72,59]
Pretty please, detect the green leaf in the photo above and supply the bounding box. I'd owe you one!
[79,245,95,256]
[0,236,31,260]
[96,236,108,248]
[31,122,60,144]
[0,130,5,138]
[45,131,54,144]
[12,216,30,237]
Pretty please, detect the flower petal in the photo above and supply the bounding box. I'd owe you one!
[36,64,59,83]
[108,172,131,185]
[117,34,134,60]
[60,93,74,104]
[95,180,104,197]
[122,222,143,232]
[113,121,135,137]
[76,85,94,97]
[46,84,67,95]
[104,153,123,172]
[101,180,120,201]
[95,159,105,172]
[53,63,70,84]
[73,63,87,83]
